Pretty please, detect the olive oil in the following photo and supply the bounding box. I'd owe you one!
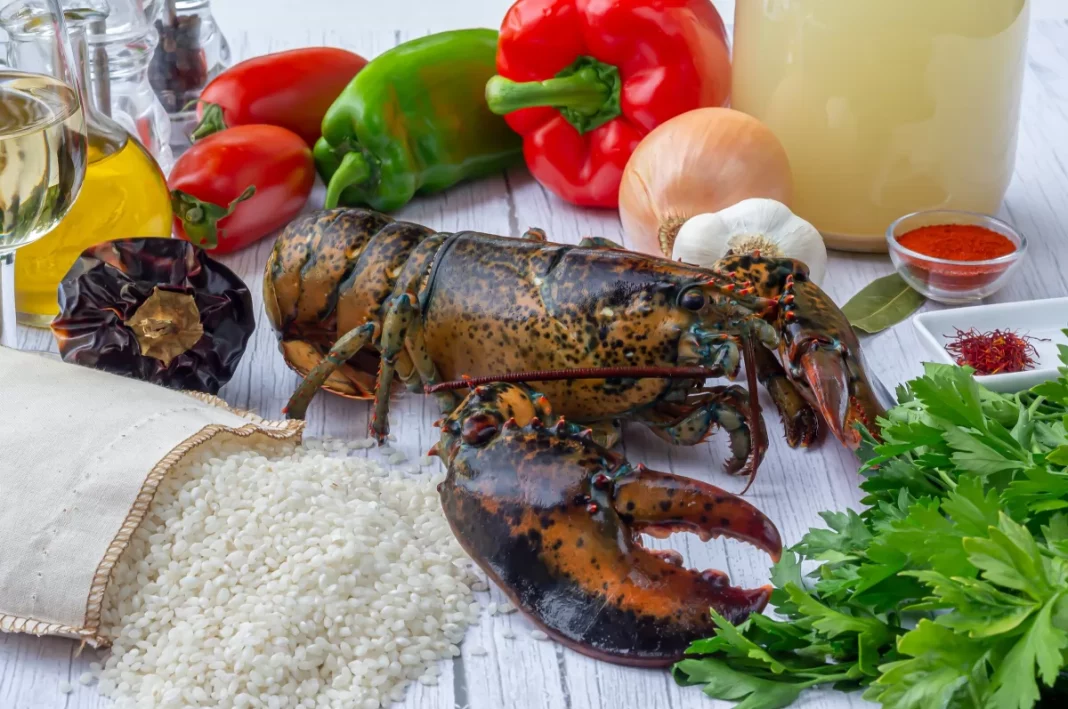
[14,130,171,324]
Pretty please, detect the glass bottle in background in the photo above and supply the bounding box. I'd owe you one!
[0,0,88,346]
[83,0,174,173]
[731,0,1031,252]
[149,0,230,150]
[11,7,171,326]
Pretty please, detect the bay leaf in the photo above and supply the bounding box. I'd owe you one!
[841,273,926,334]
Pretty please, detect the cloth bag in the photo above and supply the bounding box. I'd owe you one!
[0,347,302,646]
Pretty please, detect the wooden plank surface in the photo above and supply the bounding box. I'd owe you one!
[5,18,1068,709]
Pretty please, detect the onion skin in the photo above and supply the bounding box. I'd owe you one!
[619,108,793,258]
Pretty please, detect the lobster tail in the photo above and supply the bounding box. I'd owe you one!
[265,208,439,400]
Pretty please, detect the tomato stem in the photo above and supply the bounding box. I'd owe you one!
[190,103,228,141]
[171,186,256,250]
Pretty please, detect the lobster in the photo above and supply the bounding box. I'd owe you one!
[264,208,884,665]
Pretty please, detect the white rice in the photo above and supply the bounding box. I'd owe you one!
[99,437,480,709]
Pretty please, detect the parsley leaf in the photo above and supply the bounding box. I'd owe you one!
[673,659,804,709]
[989,595,1067,709]
[674,331,1068,709]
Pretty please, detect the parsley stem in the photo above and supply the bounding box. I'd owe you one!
[795,673,854,689]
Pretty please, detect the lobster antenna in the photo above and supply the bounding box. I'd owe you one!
[424,366,719,394]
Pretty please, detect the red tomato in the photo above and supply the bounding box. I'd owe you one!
[170,125,315,254]
[192,47,367,146]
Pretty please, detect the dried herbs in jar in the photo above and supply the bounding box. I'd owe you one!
[149,9,208,114]
[52,238,255,394]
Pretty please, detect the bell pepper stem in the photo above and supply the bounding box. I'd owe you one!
[171,185,256,250]
[190,103,227,141]
[485,56,622,134]
[324,152,372,209]
[487,72,609,114]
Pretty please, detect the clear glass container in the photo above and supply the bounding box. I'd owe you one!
[78,0,174,172]
[0,0,90,345]
[887,210,1026,305]
[10,7,172,326]
[732,0,1031,252]
[148,0,230,149]
[103,29,174,173]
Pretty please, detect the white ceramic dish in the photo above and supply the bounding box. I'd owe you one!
[912,297,1068,393]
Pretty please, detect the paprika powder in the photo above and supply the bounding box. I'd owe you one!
[897,224,1016,261]
[485,0,731,208]
[895,222,1019,293]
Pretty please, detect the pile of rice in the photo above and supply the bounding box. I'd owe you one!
[99,437,481,709]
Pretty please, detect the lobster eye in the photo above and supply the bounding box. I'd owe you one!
[680,289,706,311]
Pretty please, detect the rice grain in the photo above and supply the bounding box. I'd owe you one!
[99,438,479,709]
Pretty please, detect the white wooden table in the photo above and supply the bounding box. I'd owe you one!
[4,16,1068,709]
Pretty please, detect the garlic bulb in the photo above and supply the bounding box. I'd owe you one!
[671,199,827,285]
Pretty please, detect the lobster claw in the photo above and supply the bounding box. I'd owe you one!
[777,277,885,449]
[797,341,883,449]
[610,466,781,622]
[436,382,782,667]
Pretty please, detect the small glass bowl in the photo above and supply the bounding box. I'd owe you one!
[886,210,1027,305]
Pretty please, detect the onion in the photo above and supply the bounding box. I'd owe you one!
[619,108,793,258]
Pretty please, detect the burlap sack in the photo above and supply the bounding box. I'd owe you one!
[0,346,303,646]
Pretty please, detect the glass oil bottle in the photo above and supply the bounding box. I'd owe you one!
[13,8,172,326]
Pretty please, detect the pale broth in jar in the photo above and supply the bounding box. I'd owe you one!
[731,0,1030,251]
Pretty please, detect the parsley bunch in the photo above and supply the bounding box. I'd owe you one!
[674,333,1068,709]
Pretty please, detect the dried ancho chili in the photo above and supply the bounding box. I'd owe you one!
[945,327,1042,375]
[51,238,254,394]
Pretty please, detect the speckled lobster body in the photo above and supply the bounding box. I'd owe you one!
[266,208,882,470]
[424,232,732,421]
[265,208,884,665]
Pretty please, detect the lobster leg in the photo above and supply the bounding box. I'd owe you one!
[641,386,768,478]
[370,291,458,437]
[285,322,376,420]
[370,293,418,441]
[751,343,820,449]
[405,318,457,415]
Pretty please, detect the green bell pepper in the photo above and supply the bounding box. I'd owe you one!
[316,29,523,212]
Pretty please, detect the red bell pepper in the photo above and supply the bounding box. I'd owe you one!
[485,0,731,208]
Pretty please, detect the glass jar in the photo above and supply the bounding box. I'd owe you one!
[9,7,172,326]
[148,0,230,149]
[80,0,174,172]
[731,0,1031,252]
[102,30,174,173]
